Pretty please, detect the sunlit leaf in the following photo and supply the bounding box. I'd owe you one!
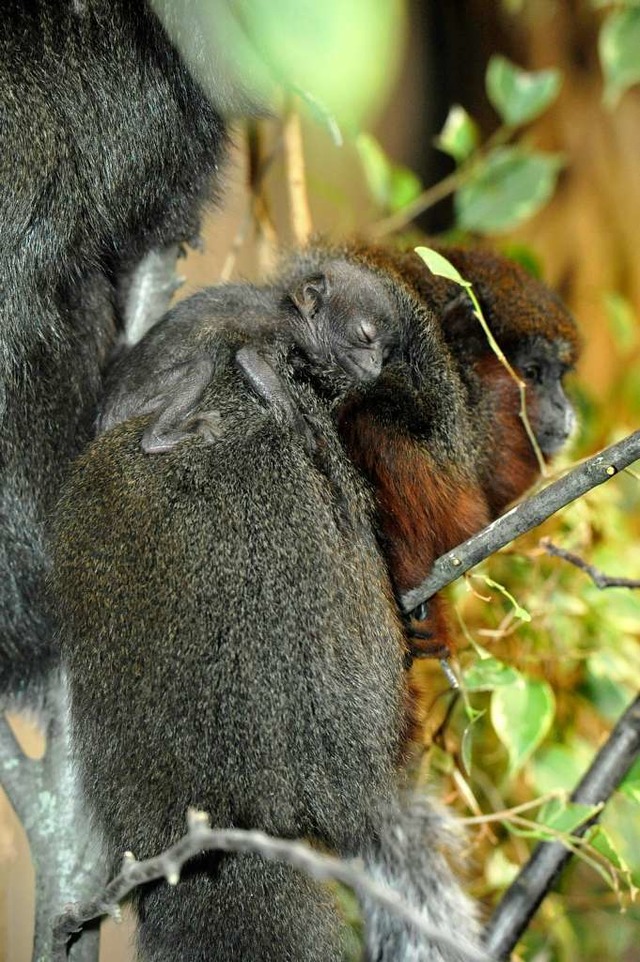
[356,134,422,212]
[491,677,555,774]
[485,849,520,889]
[464,657,521,692]
[388,167,422,212]
[434,105,480,164]
[486,55,562,126]
[455,147,563,234]
[414,246,471,287]
[600,7,640,107]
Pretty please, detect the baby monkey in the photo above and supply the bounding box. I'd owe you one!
[100,258,400,453]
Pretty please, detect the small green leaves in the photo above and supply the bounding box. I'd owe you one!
[620,755,640,805]
[463,657,520,692]
[491,676,556,775]
[600,7,640,107]
[455,147,563,234]
[414,246,471,287]
[434,105,479,164]
[536,797,597,836]
[486,55,562,126]
[356,133,422,212]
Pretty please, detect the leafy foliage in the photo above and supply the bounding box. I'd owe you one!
[599,5,640,107]
[454,147,563,234]
[486,55,562,126]
[375,33,640,952]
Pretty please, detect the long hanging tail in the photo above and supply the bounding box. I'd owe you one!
[361,798,481,962]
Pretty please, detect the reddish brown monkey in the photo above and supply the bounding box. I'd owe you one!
[334,240,580,679]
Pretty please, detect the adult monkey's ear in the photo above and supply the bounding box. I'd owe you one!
[439,289,487,351]
[290,272,328,320]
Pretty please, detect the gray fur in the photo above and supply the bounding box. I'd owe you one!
[52,274,482,960]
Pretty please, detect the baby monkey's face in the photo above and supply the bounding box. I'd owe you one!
[289,260,399,384]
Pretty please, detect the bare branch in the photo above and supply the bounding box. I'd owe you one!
[483,693,640,960]
[283,101,313,246]
[401,430,640,614]
[0,678,106,962]
[52,809,493,962]
[541,538,640,589]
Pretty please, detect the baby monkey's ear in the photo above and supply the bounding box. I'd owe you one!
[290,273,328,319]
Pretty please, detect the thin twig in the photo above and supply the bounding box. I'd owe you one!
[541,538,640,589]
[401,430,640,614]
[369,169,462,238]
[461,792,565,827]
[483,693,640,960]
[52,809,492,962]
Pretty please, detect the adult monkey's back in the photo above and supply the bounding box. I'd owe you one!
[0,0,254,707]
[53,351,479,961]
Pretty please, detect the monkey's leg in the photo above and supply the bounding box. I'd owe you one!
[236,345,318,454]
[141,357,220,453]
[119,246,183,348]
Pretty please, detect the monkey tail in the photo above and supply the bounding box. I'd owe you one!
[361,798,481,962]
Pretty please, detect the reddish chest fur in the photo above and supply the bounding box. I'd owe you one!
[338,409,490,594]
[475,355,543,516]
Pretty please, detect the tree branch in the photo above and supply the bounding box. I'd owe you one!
[401,430,640,614]
[541,538,640,589]
[1,677,106,962]
[52,809,492,962]
[283,100,313,246]
[483,693,640,960]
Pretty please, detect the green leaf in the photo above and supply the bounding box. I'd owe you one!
[600,7,640,107]
[498,242,543,279]
[455,147,563,234]
[388,167,423,213]
[478,575,532,622]
[590,825,630,879]
[414,246,471,288]
[530,742,593,795]
[356,133,422,213]
[491,677,555,774]
[604,291,639,354]
[620,755,640,805]
[537,798,597,835]
[464,657,521,692]
[434,105,480,164]
[486,55,562,126]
